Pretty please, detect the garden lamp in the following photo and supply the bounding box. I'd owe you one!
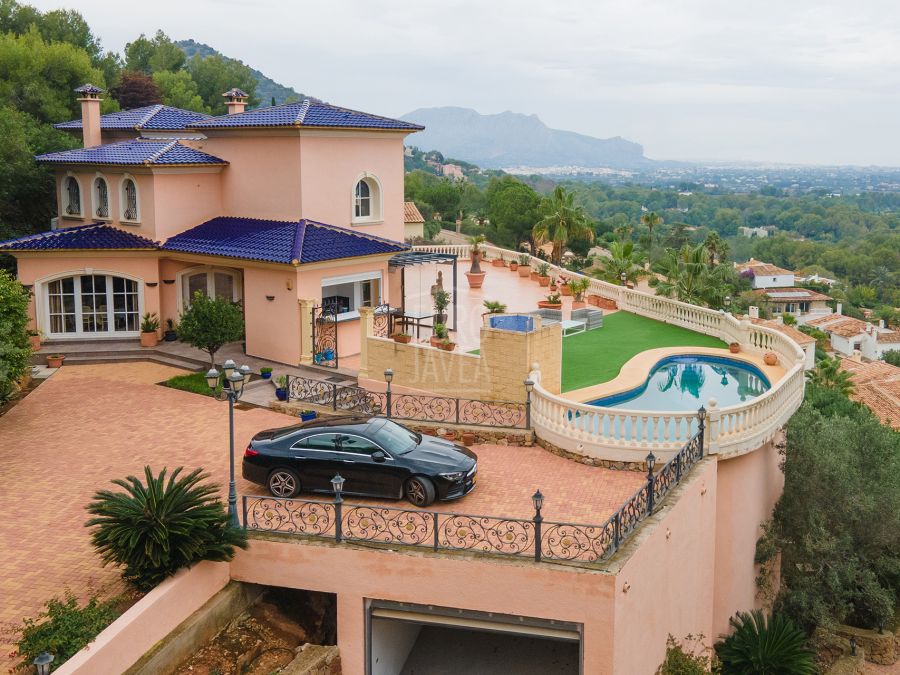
[331,473,345,496]
[228,370,245,395]
[222,359,236,379]
[646,451,656,475]
[240,364,251,383]
[620,272,627,285]
[205,368,220,390]
[524,378,535,394]
[384,368,394,384]
[33,653,53,675]
[697,405,707,424]
[532,489,544,512]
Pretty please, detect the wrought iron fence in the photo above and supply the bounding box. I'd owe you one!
[372,303,394,338]
[243,424,705,564]
[285,375,528,429]
[311,304,338,368]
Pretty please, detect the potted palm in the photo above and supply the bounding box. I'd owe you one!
[46,353,65,368]
[433,289,451,325]
[465,234,486,289]
[549,276,559,292]
[140,312,160,347]
[569,278,590,307]
[538,293,563,310]
[517,254,531,278]
[482,300,507,317]
[391,331,412,344]
[275,374,288,401]
[537,263,551,287]
[260,366,273,380]
[163,318,178,342]
[430,322,449,347]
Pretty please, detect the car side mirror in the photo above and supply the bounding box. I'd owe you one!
[372,450,386,463]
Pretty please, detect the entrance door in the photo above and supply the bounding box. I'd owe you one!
[181,267,242,308]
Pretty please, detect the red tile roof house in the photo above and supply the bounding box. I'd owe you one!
[1,85,422,366]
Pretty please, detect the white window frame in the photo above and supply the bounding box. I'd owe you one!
[321,270,382,320]
[119,174,140,224]
[351,173,383,225]
[62,173,83,218]
[176,265,243,315]
[93,174,110,220]
[35,270,144,339]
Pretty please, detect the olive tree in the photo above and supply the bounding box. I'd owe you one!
[176,292,244,369]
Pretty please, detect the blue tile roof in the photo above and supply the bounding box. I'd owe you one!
[0,223,157,251]
[35,140,227,166]
[55,104,212,131]
[161,216,409,264]
[189,99,424,131]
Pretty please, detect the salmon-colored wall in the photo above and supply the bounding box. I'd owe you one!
[613,459,718,674]
[244,266,301,366]
[712,441,783,636]
[298,135,406,241]
[152,171,223,241]
[192,135,302,220]
[230,538,617,674]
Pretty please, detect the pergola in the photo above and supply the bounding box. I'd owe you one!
[388,251,459,332]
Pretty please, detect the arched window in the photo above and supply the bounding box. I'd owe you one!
[121,177,139,222]
[42,273,141,337]
[64,176,81,216]
[94,176,109,218]
[178,266,242,313]
[352,175,381,223]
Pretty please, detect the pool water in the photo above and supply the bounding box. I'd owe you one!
[589,355,771,411]
[489,315,535,332]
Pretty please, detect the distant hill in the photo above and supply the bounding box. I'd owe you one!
[401,107,651,170]
[176,39,309,105]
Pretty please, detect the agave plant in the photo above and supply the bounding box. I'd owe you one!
[715,610,815,675]
[86,466,247,590]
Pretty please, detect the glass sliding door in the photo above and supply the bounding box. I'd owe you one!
[43,274,142,338]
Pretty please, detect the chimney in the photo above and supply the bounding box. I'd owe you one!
[879,319,885,329]
[75,83,103,147]
[223,88,249,115]
[749,306,760,319]
[836,302,842,316]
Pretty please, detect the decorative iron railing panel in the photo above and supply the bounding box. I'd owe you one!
[243,497,336,537]
[312,304,338,368]
[372,303,393,338]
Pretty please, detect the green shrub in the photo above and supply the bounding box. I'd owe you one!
[883,349,900,367]
[176,292,244,369]
[715,611,815,675]
[14,592,120,671]
[86,466,247,591]
[656,634,717,674]
[0,270,32,403]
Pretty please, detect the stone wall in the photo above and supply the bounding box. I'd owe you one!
[834,625,897,665]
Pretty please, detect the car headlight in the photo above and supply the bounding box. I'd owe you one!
[439,471,465,482]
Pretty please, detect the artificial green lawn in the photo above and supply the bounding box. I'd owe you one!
[561,312,726,392]
[163,371,221,396]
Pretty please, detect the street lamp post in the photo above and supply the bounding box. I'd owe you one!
[206,359,252,527]
[532,490,544,562]
[645,451,657,515]
[332,474,345,543]
[384,368,393,418]
[620,271,627,286]
[524,378,535,429]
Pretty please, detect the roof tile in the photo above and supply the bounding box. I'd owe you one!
[35,140,227,166]
[55,105,211,131]
[0,223,157,251]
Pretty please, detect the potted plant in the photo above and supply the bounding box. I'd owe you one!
[549,277,559,292]
[433,288,451,325]
[465,234,487,289]
[46,353,65,368]
[275,374,288,401]
[491,255,506,268]
[538,293,563,310]
[140,312,160,347]
[559,276,573,296]
[569,277,590,306]
[27,329,42,351]
[509,258,519,272]
[517,254,531,277]
[482,300,507,316]
[299,409,317,422]
[163,318,178,342]
[430,322,449,347]
[391,331,412,344]
[260,366,273,380]
[729,342,740,354]
[537,263,551,287]
[437,338,456,351]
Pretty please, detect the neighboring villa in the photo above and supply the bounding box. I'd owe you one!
[806,314,900,360]
[840,358,900,429]
[738,226,770,238]
[1,85,424,366]
[735,258,794,288]
[736,259,833,318]
[403,201,425,240]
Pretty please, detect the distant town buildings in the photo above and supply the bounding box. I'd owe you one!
[404,201,425,240]
[738,226,770,238]
[735,259,796,289]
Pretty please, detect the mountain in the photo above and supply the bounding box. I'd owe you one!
[401,107,650,170]
[176,39,308,105]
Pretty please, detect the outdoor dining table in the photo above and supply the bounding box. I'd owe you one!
[396,309,436,339]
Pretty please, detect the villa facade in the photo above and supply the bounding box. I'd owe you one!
[1,85,423,366]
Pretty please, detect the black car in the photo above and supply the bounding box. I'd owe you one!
[242,416,477,507]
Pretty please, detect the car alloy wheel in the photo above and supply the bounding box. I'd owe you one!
[405,476,435,507]
[268,469,300,498]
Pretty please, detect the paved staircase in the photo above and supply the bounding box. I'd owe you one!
[32,340,208,371]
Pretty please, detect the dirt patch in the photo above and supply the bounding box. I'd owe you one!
[0,376,42,418]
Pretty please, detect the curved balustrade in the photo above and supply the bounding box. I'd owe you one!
[414,243,807,461]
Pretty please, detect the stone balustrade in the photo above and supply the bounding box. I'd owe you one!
[414,244,807,461]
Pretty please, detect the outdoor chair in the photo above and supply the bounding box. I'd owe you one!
[527,308,562,326]
[571,307,603,330]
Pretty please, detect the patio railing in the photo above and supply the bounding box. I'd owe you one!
[243,427,706,564]
[286,374,528,429]
[413,244,806,461]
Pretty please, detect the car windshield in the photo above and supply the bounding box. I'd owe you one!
[372,420,419,455]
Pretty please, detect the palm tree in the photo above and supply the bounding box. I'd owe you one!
[715,610,815,675]
[532,186,594,265]
[650,243,733,307]
[703,231,730,266]
[595,240,646,285]
[806,357,855,395]
[640,211,663,256]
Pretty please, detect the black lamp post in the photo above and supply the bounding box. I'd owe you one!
[332,474,345,543]
[620,272,627,286]
[532,490,544,562]
[206,360,252,527]
[524,378,535,429]
[646,451,657,514]
[384,368,393,417]
[724,295,732,313]
[697,405,707,456]
[33,652,53,675]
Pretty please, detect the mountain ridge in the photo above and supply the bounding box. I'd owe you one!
[401,106,651,169]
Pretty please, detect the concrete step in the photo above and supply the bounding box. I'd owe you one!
[49,353,202,371]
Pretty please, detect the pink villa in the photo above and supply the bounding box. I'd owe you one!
[2,85,423,366]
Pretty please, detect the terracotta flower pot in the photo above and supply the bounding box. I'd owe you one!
[462,432,476,446]
[442,431,457,441]
[560,285,573,296]
[517,266,531,278]
[763,352,778,366]
[729,343,740,354]
[572,301,586,309]
[549,284,558,292]
[465,271,486,289]
[430,335,442,348]
[29,334,42,351]
[392,334,412,344]
[140,331,158,347]
[538,276,550,287]
[587,294,601,307]
[537,301,563,310]
[509,263,519,271]
[491,259,506,267]
[530,271,540,281]
[437,341,456,351]
[46,355,65,368]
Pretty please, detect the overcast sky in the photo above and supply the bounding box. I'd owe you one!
[31,0,900,166]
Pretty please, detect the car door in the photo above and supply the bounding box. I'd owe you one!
[290,432,343,492]
[334,434,404,499]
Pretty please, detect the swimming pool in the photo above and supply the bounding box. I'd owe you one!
[589,355,771,411]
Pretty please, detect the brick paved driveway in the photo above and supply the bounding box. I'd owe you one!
[0,363,643,669]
